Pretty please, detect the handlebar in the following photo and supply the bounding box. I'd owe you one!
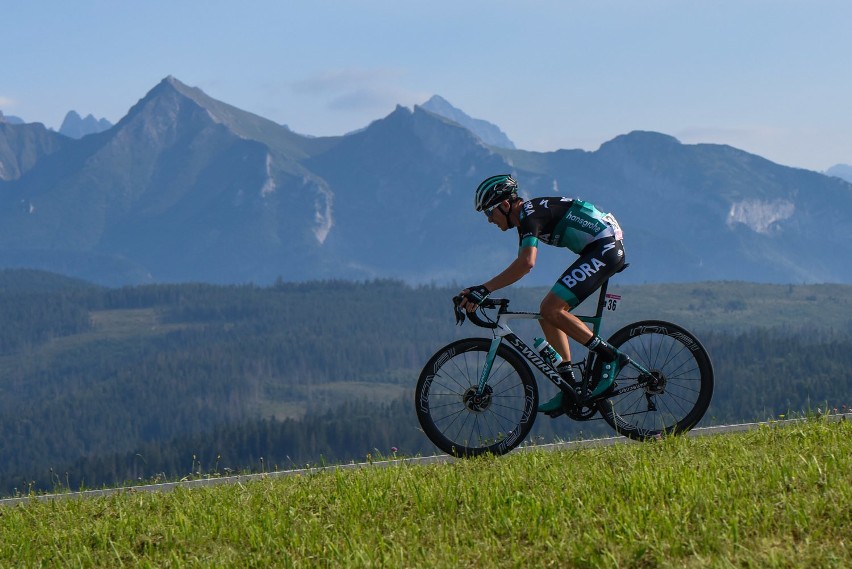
[452,296,508,329]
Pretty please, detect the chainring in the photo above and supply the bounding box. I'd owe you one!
[563,399,598,421]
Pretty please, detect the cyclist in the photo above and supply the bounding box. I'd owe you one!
[458,174,629,416]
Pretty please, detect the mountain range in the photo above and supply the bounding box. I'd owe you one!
[0,111,25,125]
[0,110,113,137]
[826,163,852,184]
[1,76,850,287]
[58,110,113,138]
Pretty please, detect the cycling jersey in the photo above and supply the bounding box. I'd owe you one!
[517,197,626,307]
[518,197,623,254]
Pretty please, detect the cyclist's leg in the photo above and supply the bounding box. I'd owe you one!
[539,293,592,353]
[541,237,625,345]
[537,313,574,361]
[537,294,589,415]
[539,238,626,410]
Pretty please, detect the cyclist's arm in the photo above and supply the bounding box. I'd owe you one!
[484,246,537,292]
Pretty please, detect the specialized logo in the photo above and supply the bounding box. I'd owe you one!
[561,258,607,288]
[435,349,453,370]
[630,325,700,352]
[496,384,536,453]
[506,335,570,390]
[418,377,432,413]
[602,400,656,438]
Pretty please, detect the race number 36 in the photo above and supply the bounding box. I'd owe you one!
[605,293,621,311]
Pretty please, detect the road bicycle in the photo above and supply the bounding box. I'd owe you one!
[414,275,714,457]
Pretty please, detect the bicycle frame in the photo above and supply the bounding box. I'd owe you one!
[474,280,649,404]
[421,281,715,455]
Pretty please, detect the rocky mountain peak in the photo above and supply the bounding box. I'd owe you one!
[420,95,515,149]
[59,110,112,139]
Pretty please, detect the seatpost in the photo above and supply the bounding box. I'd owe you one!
[594,278,610,318]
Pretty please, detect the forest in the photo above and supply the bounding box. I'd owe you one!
[0,269,850,496]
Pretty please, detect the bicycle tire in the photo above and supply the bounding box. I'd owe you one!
[597,320,714,441]
[415,338,538,457]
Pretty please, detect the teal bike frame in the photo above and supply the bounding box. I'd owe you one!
[471,279,652,404]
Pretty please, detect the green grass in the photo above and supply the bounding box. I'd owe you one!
[2,419,850,568]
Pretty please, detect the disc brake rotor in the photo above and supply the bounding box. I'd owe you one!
[462,385,494,412]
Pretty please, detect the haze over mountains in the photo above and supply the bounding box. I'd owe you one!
[0,111,25,125]
[826,163,852,184]
[0,110,113,137]
[58,110,113,139]
[1,76,850,287]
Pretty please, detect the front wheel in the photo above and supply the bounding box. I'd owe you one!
[597,320,714,441]
[415,338,538,457]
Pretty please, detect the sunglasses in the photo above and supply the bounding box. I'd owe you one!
[485,202,505,219]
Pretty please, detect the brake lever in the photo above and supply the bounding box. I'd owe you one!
[452,296,466,325]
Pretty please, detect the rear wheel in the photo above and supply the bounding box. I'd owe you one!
[415,338,538,457]
[597,320,714,440]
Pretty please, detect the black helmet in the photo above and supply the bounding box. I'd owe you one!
[474,174,518,212]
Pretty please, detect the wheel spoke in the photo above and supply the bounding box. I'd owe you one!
[599,321,714,440]
[416,340,537,456]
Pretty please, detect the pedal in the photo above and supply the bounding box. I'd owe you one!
[544,407,565,419]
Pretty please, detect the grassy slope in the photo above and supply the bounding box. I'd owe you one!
[2,419,850,568]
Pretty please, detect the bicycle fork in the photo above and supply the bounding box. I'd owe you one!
[476,337,502,391]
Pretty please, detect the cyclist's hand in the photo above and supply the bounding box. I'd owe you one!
[458,284,490,313]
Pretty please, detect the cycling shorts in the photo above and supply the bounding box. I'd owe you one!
[550,237,626,308]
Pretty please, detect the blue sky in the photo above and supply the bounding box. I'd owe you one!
[3,0,850,171]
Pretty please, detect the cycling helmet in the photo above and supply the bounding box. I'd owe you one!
[474,174,518,212]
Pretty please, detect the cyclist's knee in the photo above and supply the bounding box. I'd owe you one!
[540,293,569,322]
